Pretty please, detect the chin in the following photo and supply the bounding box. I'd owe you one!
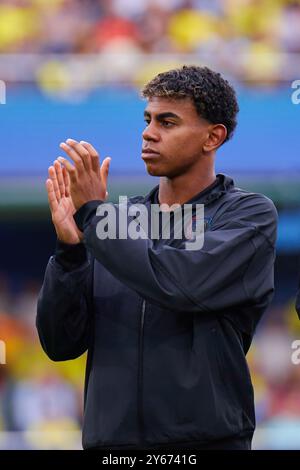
[147,167,179,179]
[146,168,162,177]
[144,163,163,177]
[144,162,177,178]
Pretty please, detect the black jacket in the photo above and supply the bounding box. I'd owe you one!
[36,174,278,449]
[296,292,300,316]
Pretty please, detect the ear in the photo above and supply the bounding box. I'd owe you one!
[203,124,227,152]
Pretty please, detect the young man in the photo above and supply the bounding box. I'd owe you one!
[36,66,277,450]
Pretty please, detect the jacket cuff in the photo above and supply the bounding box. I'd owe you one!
[55,239,88,271]
[73,200,103,232]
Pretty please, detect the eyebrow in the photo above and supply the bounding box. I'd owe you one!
[144,110,181,121]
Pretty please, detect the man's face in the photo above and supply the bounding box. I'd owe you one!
[142,96,211,178]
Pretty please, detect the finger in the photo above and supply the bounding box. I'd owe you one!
[48,165,61,200]
[54,160,65,197]
[66,138,92,171]
[59,142,85,173]
[100,157,111,187]
[46,179,58,212]
[80,141,100,172]
[57,157,77,183]
[62,165,71,197]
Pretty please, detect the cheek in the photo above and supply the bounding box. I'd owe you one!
[165,132,203,162]
[172,127,202,145]
[183,129,205,149]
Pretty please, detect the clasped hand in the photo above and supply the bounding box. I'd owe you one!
[46,139,111,245]
[58,138,111,210]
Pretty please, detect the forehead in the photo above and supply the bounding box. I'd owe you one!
[145,96,199,119]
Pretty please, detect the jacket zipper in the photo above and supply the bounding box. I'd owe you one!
[138,299,146,445]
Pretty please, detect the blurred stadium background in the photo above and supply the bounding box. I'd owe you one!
[0,0,300,450]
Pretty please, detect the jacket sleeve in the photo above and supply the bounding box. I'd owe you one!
[296,288,300,317]
[74,194,277,313]
[36,240,93,361]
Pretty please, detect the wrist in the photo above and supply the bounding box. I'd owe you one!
[55,227,82,245]
[73,200,103,232]
[55,239,88,270]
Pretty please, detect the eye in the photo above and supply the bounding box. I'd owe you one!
[144,119,151,126]
[161,121,174,128]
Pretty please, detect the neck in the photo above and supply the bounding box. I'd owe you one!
[158,166,216,206]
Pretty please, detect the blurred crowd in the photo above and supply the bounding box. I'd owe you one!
[0,0,300,91]
[0,272,300,449]
[0,275,85,449]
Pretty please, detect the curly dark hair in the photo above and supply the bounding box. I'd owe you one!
[141,65,239,143]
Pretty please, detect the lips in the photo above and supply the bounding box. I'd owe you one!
[142,148,160,159]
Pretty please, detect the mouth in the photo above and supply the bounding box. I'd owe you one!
[141,149,160,160]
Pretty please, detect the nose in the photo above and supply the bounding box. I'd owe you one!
[142,121,160,142]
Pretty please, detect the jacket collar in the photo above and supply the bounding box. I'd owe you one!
[143,173,234,207]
